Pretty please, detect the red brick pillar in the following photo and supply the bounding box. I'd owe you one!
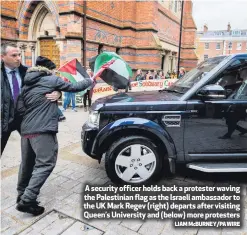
[181,0,198,70]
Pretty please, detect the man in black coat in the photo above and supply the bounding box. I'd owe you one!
[1,42,61,154]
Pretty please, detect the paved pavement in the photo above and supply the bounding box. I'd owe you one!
[1,108,247,235]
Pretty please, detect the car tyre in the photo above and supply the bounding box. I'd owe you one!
[105,136,163,185]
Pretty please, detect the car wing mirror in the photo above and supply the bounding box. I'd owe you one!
[197,84,226,99]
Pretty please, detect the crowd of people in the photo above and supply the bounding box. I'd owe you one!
[135,68,186,81]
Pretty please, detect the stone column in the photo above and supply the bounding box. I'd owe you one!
[172,53,178,73]
[163,50,171,75]
[29,43,36,66]
[169,54,173,72]
[18,43,27,65]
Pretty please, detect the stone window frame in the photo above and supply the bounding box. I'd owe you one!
[205,43,209,50]
[228,42,233,50]
[236,42,242,51]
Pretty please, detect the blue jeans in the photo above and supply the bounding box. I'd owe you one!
[63,92,76,110]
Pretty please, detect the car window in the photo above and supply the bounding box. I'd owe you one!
[207,58,247,98]
[234,80,247,100]
[170,56,227,93]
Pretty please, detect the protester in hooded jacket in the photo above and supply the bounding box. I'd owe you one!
[16,56,92,216]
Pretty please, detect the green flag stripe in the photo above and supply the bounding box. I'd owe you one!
[60,71,88,96]
[60,72,77,83]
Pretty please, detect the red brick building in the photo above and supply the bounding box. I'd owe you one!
[196,23,247,63]
[1,0,198,75]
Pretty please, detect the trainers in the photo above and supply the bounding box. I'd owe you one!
[84,107,87,112]
[17,196,40,204]
[58,116,66,122]
[16,195,22,203]
[218,135,231,139]
[16,200,44,216]
[239,131,247,136]
[72,109,77,112]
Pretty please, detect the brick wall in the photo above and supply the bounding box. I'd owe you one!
[1,0,197,72]
[1,1,18,18]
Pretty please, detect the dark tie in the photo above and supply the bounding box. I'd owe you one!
[10,70,20,102]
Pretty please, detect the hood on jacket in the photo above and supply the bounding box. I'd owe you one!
[24,66,53,85]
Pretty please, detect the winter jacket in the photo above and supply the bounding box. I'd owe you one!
[18,66,92,135]
[1,62,27,133]
[135,74,144,81]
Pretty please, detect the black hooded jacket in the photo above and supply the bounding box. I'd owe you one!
[19,66,92,135]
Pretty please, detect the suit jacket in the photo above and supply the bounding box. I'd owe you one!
[1,62,27,132]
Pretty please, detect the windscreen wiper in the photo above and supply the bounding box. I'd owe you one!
[159,88,183,94]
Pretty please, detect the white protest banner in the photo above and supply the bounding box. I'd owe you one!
[70,78,178,106]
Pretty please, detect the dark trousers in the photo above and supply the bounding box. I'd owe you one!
[17,133,58,202]
[225,121,247,137]
[1,121,21,154]
[83,90,91,107]
[224,114,247,137]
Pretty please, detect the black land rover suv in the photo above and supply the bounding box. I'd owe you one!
[82,54,247,185]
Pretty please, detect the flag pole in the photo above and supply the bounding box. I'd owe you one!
[83,0,87,67]
[177,0,184,78]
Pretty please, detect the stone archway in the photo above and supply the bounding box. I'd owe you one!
[28,3,60,68]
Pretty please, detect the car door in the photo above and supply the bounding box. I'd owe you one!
[184,59,247,162]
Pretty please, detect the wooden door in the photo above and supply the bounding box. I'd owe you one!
[39,39,60,68]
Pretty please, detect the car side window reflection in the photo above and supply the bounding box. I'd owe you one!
[234,80,247,100]
[208,59,247,99]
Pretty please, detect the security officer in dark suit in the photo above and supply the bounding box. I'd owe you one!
[1,43,28,153]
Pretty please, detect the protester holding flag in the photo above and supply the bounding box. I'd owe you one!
[16,56,93,216]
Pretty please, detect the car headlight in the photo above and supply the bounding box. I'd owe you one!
[88,111,100,127]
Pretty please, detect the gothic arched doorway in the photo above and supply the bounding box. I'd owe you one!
[28,3,60,68]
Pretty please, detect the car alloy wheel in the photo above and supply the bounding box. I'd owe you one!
[114,144,157,183]
[105,136,163,185]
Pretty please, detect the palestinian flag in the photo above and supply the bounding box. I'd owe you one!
[58,59,90,95]
[91,52,133,90]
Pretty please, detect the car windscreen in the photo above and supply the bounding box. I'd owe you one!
[169,56,227,93]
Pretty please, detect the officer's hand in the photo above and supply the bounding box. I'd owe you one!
[46,91,61,102]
